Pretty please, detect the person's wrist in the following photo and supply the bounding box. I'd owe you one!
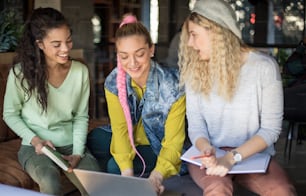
[30,136,41,146]
[121,168,133,176]
[151,170,163,181]
[74,154,82,160]
[228,150,242,165]
[74,153,84,158]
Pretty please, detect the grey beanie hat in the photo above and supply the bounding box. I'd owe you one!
[192,0,241,39]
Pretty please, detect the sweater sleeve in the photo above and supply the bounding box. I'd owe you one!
[256,57,284,146]
[3,68,36,144]
[105,89,135,171]
[154,95,186,178]
[72,64,90,155]
[185,85,210,146]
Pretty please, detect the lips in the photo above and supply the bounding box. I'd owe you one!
[58,54,69,61]
[128,66,141,72]
[59,54,68,58]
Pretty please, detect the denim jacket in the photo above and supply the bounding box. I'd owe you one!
[104,60,185,155]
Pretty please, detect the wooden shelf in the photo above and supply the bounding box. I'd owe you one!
[121,2,141,8]
[94,0,112,4]
[109,0,142,42]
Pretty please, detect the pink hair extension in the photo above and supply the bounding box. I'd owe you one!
[116,15,146,177]
[119,15,138,28]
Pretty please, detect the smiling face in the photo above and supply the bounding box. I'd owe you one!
[116,35,154,87]
[37,25,73,66]
[187,21,212,61]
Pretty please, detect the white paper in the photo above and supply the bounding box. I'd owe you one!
[181,146,271,174]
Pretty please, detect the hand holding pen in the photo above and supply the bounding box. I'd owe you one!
[192,147,217,169]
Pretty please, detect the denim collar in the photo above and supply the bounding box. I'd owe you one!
[126,60,159,102]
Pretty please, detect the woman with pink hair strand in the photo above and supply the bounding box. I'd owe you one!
[87,14,187,195]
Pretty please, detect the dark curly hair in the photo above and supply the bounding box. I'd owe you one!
[13,7,71,112]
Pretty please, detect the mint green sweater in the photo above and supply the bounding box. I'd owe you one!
[3,61,89,156]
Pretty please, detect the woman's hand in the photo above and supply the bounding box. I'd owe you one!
[121,168,134,177]
[62,154,82,172]
[31,136,55,154]
[205,152,235,177]
[200,147,217,169]
[148,171,164,195]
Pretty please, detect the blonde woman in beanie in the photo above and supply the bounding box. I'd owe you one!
[179,0,297,195]
[87,14,187,194]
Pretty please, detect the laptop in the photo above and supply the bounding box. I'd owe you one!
[73,169,157,196]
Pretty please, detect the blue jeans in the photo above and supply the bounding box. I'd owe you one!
[87,126,157,176]
[18,145,100,195]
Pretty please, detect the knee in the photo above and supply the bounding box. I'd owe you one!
[107,158,121,174]
[77,152,101,172]
[87,127,103,148]
[36,166,62,194]
[266,183,297,196]
[35,165,61,179]
[203,179,233,196]
[87,127,111,154]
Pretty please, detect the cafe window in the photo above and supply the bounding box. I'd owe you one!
[225,0,305,45]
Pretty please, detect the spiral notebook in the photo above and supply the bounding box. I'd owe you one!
[181,146,271,174]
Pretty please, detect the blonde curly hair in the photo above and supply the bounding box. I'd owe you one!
[179,12,251,101]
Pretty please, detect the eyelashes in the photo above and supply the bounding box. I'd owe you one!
[119,52,146,60]
[52,40,73,48]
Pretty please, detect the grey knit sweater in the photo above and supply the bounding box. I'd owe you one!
[186,51,283,155]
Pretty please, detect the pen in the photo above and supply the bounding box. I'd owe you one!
[191,154,211,160]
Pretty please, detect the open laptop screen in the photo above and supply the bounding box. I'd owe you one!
[73,169,157,196]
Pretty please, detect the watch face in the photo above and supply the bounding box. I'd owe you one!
[232,151,242,162]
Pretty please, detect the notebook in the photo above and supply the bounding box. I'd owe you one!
[73,169,157,196]
[181,145,271,174]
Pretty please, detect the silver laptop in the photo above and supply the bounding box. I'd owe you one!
[73,169,157,196]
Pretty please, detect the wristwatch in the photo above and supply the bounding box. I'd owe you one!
[231,150,242,164]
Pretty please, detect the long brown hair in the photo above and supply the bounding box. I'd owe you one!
[13,7,71,112]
